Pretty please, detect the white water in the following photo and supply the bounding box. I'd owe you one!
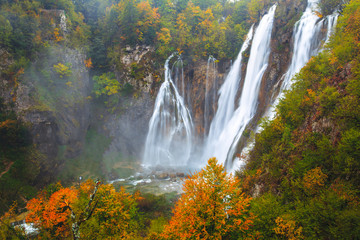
[204,56,217,134]
[142,53,193,167]
[263,0,338,123]
[172,57,185,97]
[143,1,340,172]
[205,25,254,145]
[324,12,339,44]
[233,1,340,172]
[203,5,276,167]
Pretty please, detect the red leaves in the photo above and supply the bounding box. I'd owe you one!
[26,185,76,238]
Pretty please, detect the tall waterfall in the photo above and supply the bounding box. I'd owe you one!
[204,56,217,134]
[142,53,193,167]
[234,0,340,172]
[205,26,254,144]
[264,0,338,123]
[203,5,277,167]
[325,12,339,44]
[143,0,340,171]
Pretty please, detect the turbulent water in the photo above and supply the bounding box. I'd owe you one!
[142,53,193,168]
[240,0,339,173]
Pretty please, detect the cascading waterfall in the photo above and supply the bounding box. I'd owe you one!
[142,53,193,167]
[263,0,338,123]
[203,5,276,167]
[172,57,185,98]
[204,55,217,134]
[143,0,340,172]
[324,12,339,44]
[232,0,340,172]
[203,25,254,159]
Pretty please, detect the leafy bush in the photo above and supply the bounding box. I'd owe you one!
[93,72,121,97]
[53,62,72,78]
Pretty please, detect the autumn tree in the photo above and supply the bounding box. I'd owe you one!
[26,183,77,238]
[26,179,140,239]
[136,1,160,44]
[162,158,255,240]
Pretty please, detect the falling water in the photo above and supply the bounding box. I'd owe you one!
[204,25,254,153]
[231,0,340,172]
[203,5,276,167]
[143,53,193,167]
[324,12,339,44]
[264,0,338,123]
[172,57,185,98]
[204,55,217,134]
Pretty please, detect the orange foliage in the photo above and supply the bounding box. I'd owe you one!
[0,119,16,129]
[84,58,93,68]
[53,27,64,42]
[274,216,303,240]
[161,158,255,239]
[157,27,171,45]
[136,1,160,42]
[303,167,327,195]
[26,184,77,238]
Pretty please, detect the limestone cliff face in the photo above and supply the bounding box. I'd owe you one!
[0,45,91,181]
[0,0,317,180]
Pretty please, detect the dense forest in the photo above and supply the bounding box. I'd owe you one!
[0,0,359,239]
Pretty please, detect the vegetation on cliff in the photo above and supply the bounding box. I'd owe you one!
[239,0,360,238]
[0,0,360,239]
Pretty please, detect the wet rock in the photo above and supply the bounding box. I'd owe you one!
[156,173,169,179]
[176,172,185,178]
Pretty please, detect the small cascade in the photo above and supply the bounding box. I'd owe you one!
[143,53,193,168]
[204,55,217,134]
[324,12,339,44]
[203,4,276,167]
[172,57,185,98]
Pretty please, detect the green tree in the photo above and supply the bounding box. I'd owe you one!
[93,72,121,97]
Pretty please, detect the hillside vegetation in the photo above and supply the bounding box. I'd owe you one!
[240,0,360,238]
[0,0,359,239]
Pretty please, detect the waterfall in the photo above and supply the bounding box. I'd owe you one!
[230,0,340,172]
[203,5,276,167]
[264,0,338,123]
[324,12,339,44]
[172,57,185,98]
[203,25,254,159]
[142,53,193,168]
[204,56,217,134]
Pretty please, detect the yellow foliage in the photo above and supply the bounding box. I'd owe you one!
[303,167,327,194]
[53,63,72,78]
[274,216,303,240]
[53,27,64,43]
[65,81,73,87]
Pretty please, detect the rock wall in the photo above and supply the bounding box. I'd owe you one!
[0,45,91,181]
